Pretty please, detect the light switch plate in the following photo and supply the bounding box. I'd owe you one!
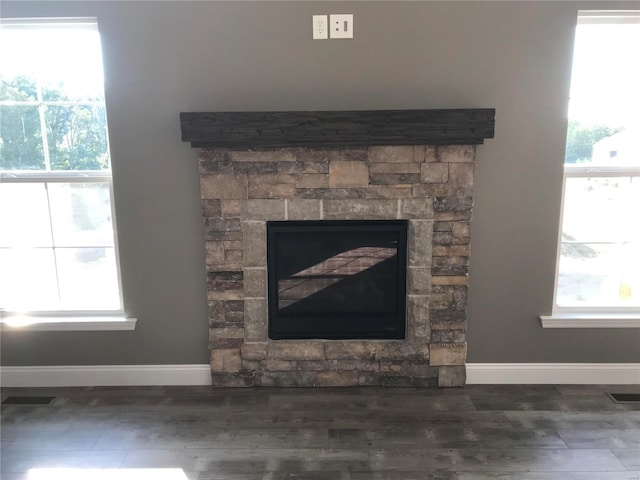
[330,14,353,39]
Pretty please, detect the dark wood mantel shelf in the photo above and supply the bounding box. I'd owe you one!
[180,109,495,149]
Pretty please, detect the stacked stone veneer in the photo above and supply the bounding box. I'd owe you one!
[198,145,475,387]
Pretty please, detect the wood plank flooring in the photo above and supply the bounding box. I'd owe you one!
[1,385,639,479]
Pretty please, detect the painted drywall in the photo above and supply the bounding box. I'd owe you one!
[1,1,638,366]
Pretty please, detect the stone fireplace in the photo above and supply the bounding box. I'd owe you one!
[181,109,495,387]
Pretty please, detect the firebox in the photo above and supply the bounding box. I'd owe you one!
[266,220,408,340]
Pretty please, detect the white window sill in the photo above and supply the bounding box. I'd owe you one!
[0,316,137,331]
[540,313,640,328]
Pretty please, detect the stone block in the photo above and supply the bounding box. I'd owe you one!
[400,198,434,219]
[431,275,469,286]
[432,231,453,246]
[293,148,339,163]
[329,161,369,188]
[287,199,322,220]
[241,342,267,360]
[431,315,467,334]
[278,160,330,174]
[421,163,449,183]
[429,343,467,366]
[438,365,466,387]
[224,249,242,266]
[316,370,359,387]
[266,359,298,371]
[358,372,382,386]
[369,146,416,163]
[205,242,225,267]
[242,221,266,267]
[431,330,467,343]
[370,163,421,174]
[413,184,448,197]
[244,298,267,341]
[209,327,245,344]
[242,199,286,220]
[207,270,243,294]
[325,341,376,360]
[297,174,329,189]
[233,162,279,174]
[408,267,431,295]
[210,348,242,372]
[375,342,429,362]
[248,175,297,199]
[413,145,426,162]
[244,268,267,297]
[231,150,296,162]
[268,341,325,360]
[370,173,421,185]
[201,174,248,200]
[437,145,475,163]
[407,295,430,338]
[452,222,471,244]
[425,146,438,162]
[447,163,475,196]
[221,200,242,216]
[297,188,366,200]
[339,148,368,161]
[432,266,468,277]
[201,199,222,217]
[207,289,243,301]
[323,199,397,220]
[432,245,471,257]
[408,220,433,267]
[366,186,414,199]
[210,337,244,349]
[254,371,316,387]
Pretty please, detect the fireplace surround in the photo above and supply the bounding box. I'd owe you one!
[181,109,495,387]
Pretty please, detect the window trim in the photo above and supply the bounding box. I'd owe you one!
[0,18,131,329]
[542,10,640,328]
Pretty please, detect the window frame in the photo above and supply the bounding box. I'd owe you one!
[0,17,133,330]
[542,10,640,328]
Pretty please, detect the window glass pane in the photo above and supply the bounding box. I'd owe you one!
[0,248,58,309]
[48,183,114,247]
[0,75,37,102]
[562,176,640,244]
[45,105,110,170]
[565,22,640,166]
[56,247,120,309]
[0,105,45,170]
[0,183,53,247]
[557,242,639,308]
[39,28,105,103]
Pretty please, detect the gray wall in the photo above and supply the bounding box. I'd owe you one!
[2,1,638,366]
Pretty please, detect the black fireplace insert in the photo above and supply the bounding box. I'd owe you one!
[267,220,408,340]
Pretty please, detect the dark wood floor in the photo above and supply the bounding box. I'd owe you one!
[1,384,640,479]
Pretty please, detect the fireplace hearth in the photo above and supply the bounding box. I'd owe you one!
[181,109,495,387]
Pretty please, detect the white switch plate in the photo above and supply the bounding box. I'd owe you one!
[312,15,328,40]
[330,14,353,39]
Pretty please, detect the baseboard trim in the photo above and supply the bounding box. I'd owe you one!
[0,364,212,387]
[2,363,638,387]
[466,363,640,385]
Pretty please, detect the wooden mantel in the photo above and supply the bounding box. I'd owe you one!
[180,109,495,149]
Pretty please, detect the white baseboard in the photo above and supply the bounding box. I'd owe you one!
[0,364,212,387]
[2,363,638,387]
[466,363,640,385]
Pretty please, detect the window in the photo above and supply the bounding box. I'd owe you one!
[0,19,129,328]
[546,11,640,326]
